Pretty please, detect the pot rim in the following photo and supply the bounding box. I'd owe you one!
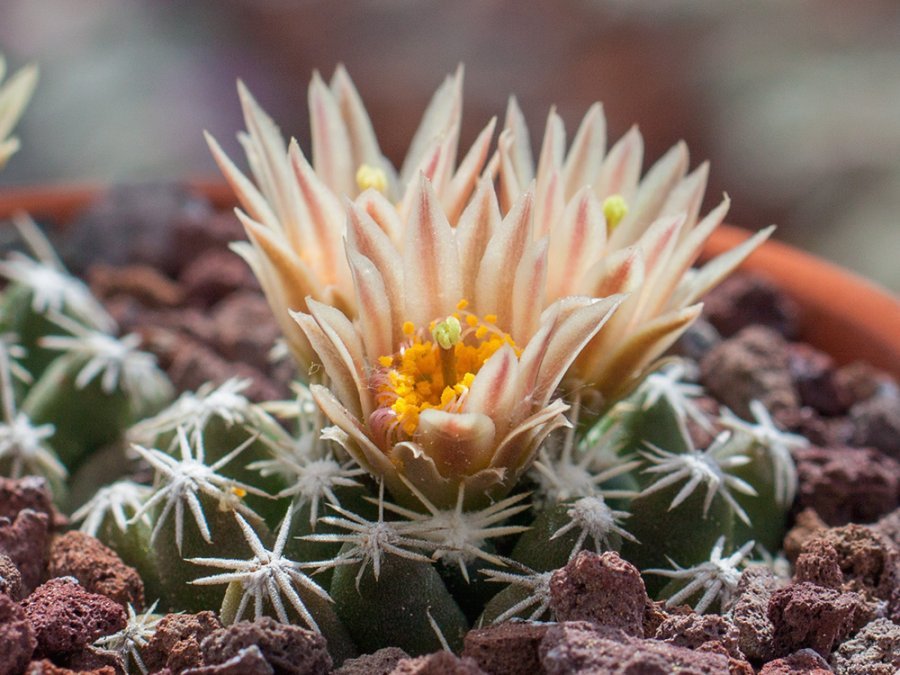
[1,181,898,378]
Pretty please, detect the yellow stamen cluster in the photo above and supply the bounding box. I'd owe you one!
[375,302,520,438]
[355,163,388,193]
[602,194,628,231]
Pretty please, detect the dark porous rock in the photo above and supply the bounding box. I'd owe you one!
[0,551,24,599]
[211,291,281,372]
[549,550,647,636]
[653,612,743,660]
[538,621,731,674]
[794,446,900,525]
[183,645,273,675]
[874,508,900,548]
[462,622,550,675]
[48,531,144,609]
[65,182,215,276]
[0,591,36,675]
[783,508,828,562]
[0,476,63,527]
[830,618,900,674]
[171,210,246,272]
[834,361,898,408]
[731,566,783,662]
[200,617,331,675]
[88,263,184,309]
[0,509,49,593]
[768,582,872,658]
[180,250,258,307]
[24,660,117,674]
[850,393,900,460]
[793,538,844,590]
[757,648,832,674]
[670,317,722,362]
[389,651,487,674]
[141,611,222,674]
[332,647,410,675]
[778,406,854,448]
[62,646,126,674]
[699,326,799,419]
[788,343,848,416]
[701,273,800,339]
[22,577,126,657]
[813,525,899,602]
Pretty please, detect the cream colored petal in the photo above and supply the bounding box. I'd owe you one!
[295,313,362,418]
[463,344,520,435]
[490,398,569,484]
[396,136,450,223]
[583,304,703,403]
[305,298,371,416]
[310,384,398,480]
[579,245,646,299]
[443,116,496,225]
[400,65,463,189]
[403,175,463,328]
[547,186,605,300]
[626,213,686,325]
[529,294,625,407]
[502,96,535,186]
[455,177,501,303]
[512,237,549,344]
[474,190,534,327]
[309,71,354,197]
[497,128,524,214]
[346,249,394,363]
[535,108,566,202]
[231,241,316,369]
[593,125,643,202]
[534,167,565,240]
[671,225,776,309]
[354,188,404,245]
[562,102,607,200]
[415,409,497,480]
[0,62,38,141]
[609,139,688,249]
[345,199,405,335]
[329,64,384,174]
[205,131,280,233]
[661,161,709,235]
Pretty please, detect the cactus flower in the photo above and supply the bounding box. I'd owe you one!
[295,176,623,509]
[0,54,38,168]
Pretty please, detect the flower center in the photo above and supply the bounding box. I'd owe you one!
[371,300,520,442]
[355,163,388,193]
[602,194,628,231]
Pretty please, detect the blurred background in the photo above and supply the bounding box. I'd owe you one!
[1,0,898,291]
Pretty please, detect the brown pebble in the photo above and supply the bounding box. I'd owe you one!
[140,611,222,674]
[332,647,410,675]
[702,273,800,339]
[88,263,184,308]
[783,508,827,562]
[22,577,126,657]
[0,509,50,594]
[0,551,25,599]
[24,660,118,675]
[731,566,784,662]
[49,531,144,609]
[757,648,831,674]
[0,476,64,527]
[850,393,900,460]
[0,591,36,675]
[654,612,744,660]
[180,250,258,307]
[183,645,273,675]
[211,291,282,372]
[462,622,550,675]
[830,618,900,675]
[389,651,487,675]
[549,550,648,636]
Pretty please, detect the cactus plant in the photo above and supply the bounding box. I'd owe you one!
[0,62,808,668]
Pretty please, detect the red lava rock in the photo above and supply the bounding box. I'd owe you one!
[24,660,118,674]
[778,406,854,447]
[793,538,843,589]
[462,622,550,675]
[141,611,222,674]
[538,621,731,674]
[670,317,722,362]
[182,645,273,675]
[49,531,144,609]
[830,618,900,674]
[874,507,900,548]
[0,508,50,593]
[22,577,126,658]
[653,612,744,660]
[549,551,648,636]
[793,445,900,525]
[0,591,36,675]
[767,581,872,658]
[787,343,848,416]
[389,651,487,674]
[783,508,827,562]
[699,326,800,419]
[0,476,64,527]
[0,551,25,599]
[701,273,801,340]
[88,263,184,309]
[757,648,831,674]
[850,393,900,460]
[211,291,281,372]
[200,617,331,675]
[813,525,899,602]
[171,210,246,273]
[179,250,258,307]
[332,647,410,675]
[834,361,898,408]
[731,566,784,662]
[62,646,126,674]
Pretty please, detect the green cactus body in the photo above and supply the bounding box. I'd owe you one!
[0,283,69,380]
[728,443,786,553]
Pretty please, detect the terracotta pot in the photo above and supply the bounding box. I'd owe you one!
[1,183,898,379]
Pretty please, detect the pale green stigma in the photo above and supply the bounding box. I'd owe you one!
[603,194,628,231]
[432,316,462,350]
